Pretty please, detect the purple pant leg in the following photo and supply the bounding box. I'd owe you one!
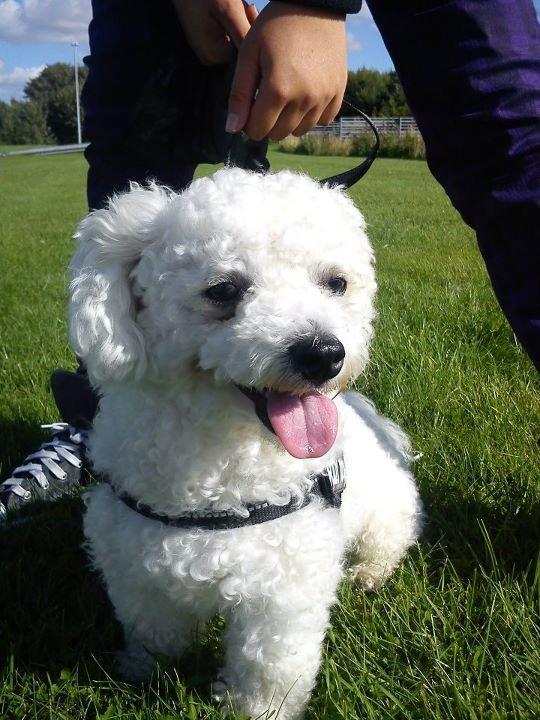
[367,0,540,370]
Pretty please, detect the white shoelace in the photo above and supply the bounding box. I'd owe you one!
[1,423,87,500]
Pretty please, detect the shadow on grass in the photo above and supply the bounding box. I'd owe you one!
[0,418,222,698]
[420,486,540,580]
[0,466,537,690]
[0,497,118,675]
[0,495,222,700]
[0,415,51,479]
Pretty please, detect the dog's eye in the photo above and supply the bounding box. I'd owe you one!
[327,277,347,295]
[205,282,242,303]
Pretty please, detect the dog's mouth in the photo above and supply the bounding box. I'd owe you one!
[236,385,338,460]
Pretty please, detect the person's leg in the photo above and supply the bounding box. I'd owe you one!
[83,0,204,210]
[367,0,540,370]
[1,0,201,520]
[52,0,201,433]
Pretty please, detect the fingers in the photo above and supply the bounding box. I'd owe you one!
[234,83,341,140]
[214,0,252,48]
[198,36,234,67]
[267,103,308,141]
[318,95,343,126]
[292,106,327,138]
[245,81,337,141]
[243,1,258,24]
[225,1,347,138]
[226,41,260,133]
[243,79,293,140]
[173,0,258,67]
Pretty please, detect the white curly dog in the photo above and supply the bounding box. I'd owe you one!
[69,167,422,719]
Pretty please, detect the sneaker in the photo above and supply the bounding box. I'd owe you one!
[0,423,89,522]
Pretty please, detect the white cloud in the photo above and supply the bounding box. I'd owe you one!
[0,0,90,43]
[347,31,363,53]
[0,58,44,101]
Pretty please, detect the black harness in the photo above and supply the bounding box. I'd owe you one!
[110,456,346,531]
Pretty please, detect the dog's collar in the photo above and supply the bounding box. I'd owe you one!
[108,456,345,531]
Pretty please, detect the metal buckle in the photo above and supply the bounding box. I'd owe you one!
[316,456,346,508]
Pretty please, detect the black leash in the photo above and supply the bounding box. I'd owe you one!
[321,101,380,189]
[226,100,380,190]
[226,133,270,173]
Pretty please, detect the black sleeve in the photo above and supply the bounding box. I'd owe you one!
[270,0,362,14]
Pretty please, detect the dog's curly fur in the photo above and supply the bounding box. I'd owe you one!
[69,168,422,719]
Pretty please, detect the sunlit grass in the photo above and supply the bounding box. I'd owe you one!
[0,150,538,719]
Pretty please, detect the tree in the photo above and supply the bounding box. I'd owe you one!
[379,70,409,116]
[0,100,9,141]
[0,100,52,144]
[24,62,88,144]
[344,68,410,117]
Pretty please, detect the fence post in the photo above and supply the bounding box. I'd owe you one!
[339,116,344,139]
[399,117,403,137]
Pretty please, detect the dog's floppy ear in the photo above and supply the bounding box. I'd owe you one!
[69,183,170,386]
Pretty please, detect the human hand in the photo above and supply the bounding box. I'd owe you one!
[172,0,258,66]
[226,2,348,140]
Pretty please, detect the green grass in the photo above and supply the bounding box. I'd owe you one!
[0,151,538,720]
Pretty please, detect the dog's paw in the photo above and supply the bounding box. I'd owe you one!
[211,677,229,704]
[349,561,393,592]
[212,682,263,719]
[116,640,157,683]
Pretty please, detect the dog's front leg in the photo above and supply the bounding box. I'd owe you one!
[217,599,333,720]
[341,451,422,591]
[114,605,203,682]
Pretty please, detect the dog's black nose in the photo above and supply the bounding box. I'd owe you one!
[289,335,345,385]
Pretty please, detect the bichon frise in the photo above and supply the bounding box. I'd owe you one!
[69,167,422,719]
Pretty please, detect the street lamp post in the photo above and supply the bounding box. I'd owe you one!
[71,41,82,145]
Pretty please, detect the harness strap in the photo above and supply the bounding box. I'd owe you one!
[110,456,345,531]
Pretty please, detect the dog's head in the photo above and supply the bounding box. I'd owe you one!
[70,167,375,459]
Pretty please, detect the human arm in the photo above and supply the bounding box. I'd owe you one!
[173,0,357,140]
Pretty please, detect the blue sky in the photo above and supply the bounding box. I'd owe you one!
[0,0,392,102]
[0,0,538,103]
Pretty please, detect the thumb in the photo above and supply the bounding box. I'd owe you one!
[243,1,259,25]
[226,42,259,133]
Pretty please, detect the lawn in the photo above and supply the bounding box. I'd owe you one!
[0,150,538,720]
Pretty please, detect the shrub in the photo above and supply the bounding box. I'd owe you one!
[278,136,301,153]
[278,131,426,161]
[353,131,426,160]
[278,134,353,157]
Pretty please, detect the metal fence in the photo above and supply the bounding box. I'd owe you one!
[1,118,420,158]
[307,116,419,138]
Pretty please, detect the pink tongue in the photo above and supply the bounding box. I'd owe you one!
[266,391,338,459]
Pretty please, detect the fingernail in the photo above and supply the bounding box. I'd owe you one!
[226,112,240,133]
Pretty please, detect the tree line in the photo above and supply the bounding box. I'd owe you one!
[0,63,88,145]
[0,63,409,146]
[344,68,409,117]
